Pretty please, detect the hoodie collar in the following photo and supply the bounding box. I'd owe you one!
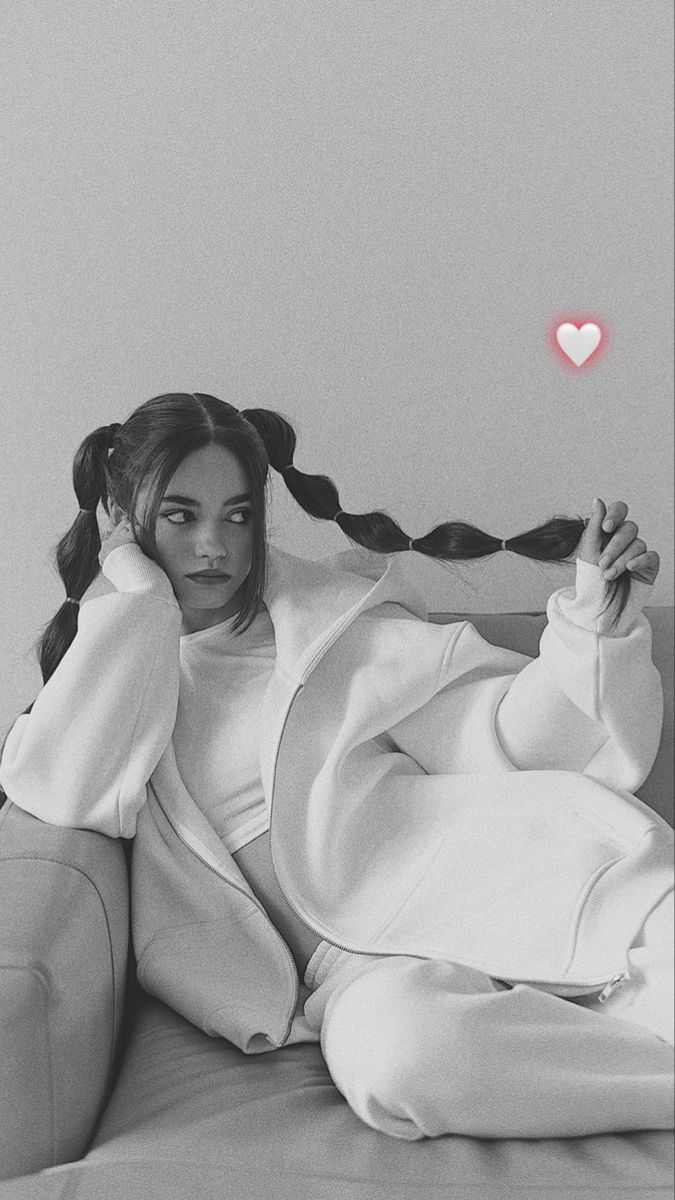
[262,546,428,685]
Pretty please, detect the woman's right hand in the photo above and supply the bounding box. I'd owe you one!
[98,506,139,567]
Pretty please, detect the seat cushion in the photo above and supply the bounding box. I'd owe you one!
[70,991,674,1200]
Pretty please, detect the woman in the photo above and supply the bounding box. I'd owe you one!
[1,392,672,1141]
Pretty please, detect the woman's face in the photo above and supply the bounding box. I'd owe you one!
[147,444,256,634]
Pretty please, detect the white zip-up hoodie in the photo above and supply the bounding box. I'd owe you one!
[1,543,672,1054]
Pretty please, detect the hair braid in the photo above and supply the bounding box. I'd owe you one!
[34,425,119,686]
[241,406,630,631]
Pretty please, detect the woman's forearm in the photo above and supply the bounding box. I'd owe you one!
[494,559,663,791]
[0,549,182,837]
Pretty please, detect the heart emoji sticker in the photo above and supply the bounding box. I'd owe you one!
[555,322,602,367]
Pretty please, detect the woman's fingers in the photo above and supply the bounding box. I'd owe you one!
[605,549,660,585]
[600,535,645,577]
[578,500,660,584]
[97,512,137,566]
[597,522,641,569]
[599,500,628,534]
[578,498,617,563]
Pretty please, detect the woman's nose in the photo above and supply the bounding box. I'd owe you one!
[195,524,228,558]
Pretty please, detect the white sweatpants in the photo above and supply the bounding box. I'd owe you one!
[302,890,674,1141]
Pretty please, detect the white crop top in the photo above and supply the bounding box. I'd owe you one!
[174,606,276,853]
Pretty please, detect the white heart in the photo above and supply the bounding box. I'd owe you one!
[555,322,601,367]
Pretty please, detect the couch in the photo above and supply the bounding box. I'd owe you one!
[1,607,673,1199]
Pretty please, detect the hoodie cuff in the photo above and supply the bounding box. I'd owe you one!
[558,557,654,636]
[101,543,177,603]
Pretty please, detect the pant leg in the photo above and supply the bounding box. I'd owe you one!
[305,953,674,1141]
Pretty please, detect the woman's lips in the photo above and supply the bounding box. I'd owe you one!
[186,572,231,583]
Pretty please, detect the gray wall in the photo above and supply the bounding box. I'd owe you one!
[1,1,673,734]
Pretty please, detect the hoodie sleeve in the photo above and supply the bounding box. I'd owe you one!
[492,557,663,792]
[0,544,183,838]
[385,558,662,797]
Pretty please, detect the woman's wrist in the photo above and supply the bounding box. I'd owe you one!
[570,556,653,636]
[101,542,176,602]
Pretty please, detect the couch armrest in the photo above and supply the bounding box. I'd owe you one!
[0,802,129,1181]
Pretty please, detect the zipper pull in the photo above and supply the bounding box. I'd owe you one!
[597,971,630,1004]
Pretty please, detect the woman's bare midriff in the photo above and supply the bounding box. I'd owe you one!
[232,830,322,980]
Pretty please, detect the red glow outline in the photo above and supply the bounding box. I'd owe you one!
[549,315,608,370]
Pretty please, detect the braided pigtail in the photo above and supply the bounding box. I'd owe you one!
[34,423,120,687]
[241,407,418,551]
[241,407,631,631]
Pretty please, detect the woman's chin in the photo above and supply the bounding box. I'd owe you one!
[177,580,248,626]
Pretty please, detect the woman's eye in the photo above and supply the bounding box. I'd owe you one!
[162,511,193,525]
[160,509,251,526]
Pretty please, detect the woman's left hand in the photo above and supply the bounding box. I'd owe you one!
[577,499,660,585]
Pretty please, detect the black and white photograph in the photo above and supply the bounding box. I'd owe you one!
[0,4,673,1197]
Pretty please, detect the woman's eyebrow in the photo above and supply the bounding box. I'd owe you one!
[160,492,252,507]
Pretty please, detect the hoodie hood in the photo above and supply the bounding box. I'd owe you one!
[262,546,428,685]
[84,543,428,687]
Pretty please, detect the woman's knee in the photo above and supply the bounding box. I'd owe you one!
[320,958,496,1137]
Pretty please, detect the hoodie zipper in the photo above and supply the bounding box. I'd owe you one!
[265,687,629,999]
[157,625,632,1035]
[154,795,300,1046]
[596,972,631,1002]
[495,970,630,997]
[266,685,414,963]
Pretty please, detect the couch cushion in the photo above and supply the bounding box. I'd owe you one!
[0,804,129,1179]
[75,992,674,1199]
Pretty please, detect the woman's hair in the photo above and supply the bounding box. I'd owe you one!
[16,390,631,711]
[38,393,270,684]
